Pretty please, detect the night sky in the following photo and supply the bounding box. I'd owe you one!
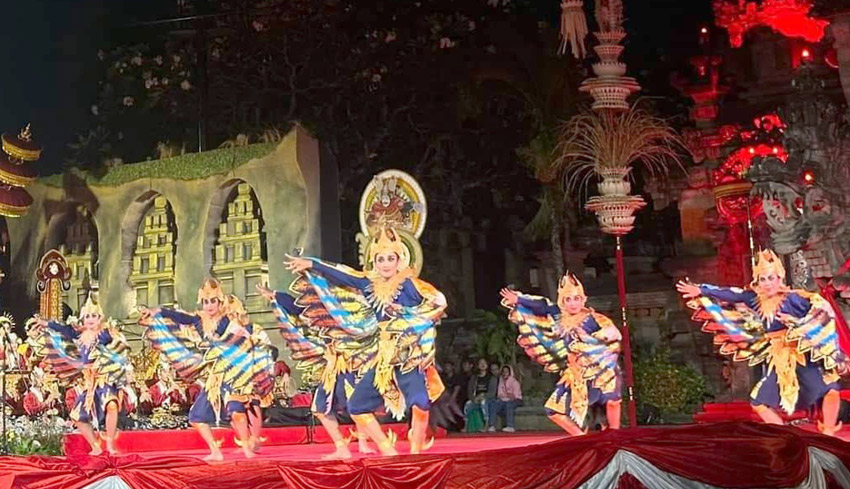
[0,0,712,175]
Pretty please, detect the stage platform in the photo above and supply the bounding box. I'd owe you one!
[5,422,850,489]
[62,422,445,457]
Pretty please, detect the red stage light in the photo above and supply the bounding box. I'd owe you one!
[801,48,811,60]
[713,0,829,48]
[701,27,709,34]
[803,169,815,184]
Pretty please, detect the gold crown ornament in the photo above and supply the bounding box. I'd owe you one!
[197,278,226,304]
[368,226,410,268]
[79,294,104,318]
[225,294,249,324]
[557,272,586,303]
[751,249,786,282]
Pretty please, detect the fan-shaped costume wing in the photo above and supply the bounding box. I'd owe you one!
[302,271,378,340]
[205,325,273,394]
[505,295,569,373]
[91,329,133,386]
[687,296,770,366]
[270,291,325,370]
[784,293,848,372]
[144,313,206,381]
[570,313,620,392]
[41,327,84,381]
[390,278,447,372]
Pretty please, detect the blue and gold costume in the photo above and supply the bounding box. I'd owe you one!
[269,287,369,418]
[504,274,621,427]
[300,249,447,420]
[687,251,847,415]
[39,299,131,428]
[144,280,272,425]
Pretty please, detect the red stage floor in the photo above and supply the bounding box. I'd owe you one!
[128,432,562,461]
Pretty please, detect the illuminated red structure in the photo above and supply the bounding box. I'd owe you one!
[710,114,786,284]
[714,0,829,48]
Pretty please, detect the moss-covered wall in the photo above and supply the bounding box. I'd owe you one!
[7,126,330,349]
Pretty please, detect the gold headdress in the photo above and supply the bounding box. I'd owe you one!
[79,294,103,318]
[225,294,246,316]
[751,249,785,282]
[557,272,586,303]
[197,278,225,304]
[368,226,410,268]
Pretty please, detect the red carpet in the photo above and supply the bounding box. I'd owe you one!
[5,422,850,489]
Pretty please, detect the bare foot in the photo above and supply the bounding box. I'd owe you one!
[819,421,843,437]
[358,443,376,454]
[378,445,399,457]
[242,446,256,459]
[204,450,224,462]
[321,447,353,460]
[88,445,104,456]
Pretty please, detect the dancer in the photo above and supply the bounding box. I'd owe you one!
[677,249,847,435]
[258,282,376,459]
[30,296,131,455]
[140,278,268,460]
[500,273,622,436]
[285,225,447,454]
[213,294,274,457]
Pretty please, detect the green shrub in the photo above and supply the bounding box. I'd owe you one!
[634,347,709,424]
[3,416,68,456]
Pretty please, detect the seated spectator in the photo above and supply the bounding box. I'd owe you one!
[464,358,497,432]
[488,365,522,432]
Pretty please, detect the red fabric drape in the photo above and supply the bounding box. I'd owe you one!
[0,422,847,489]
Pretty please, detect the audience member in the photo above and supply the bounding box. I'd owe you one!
[487,365,522,432]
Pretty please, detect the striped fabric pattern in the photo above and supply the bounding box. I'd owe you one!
[145,313,207,381]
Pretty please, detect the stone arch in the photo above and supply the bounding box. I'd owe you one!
[119,191,178,310]
[205,179,267,305]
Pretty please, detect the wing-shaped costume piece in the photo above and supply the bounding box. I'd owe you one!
[270,293,325,375]
[687,296,771,366]
[570,313,620,392]
[302,271,378,340]
[92,328,133,386]
[40,326,131,387]
[505,295,569,374]
[784,293,848,372]
[390,278,447,372]
[144,313,206,381]
[41,328,84,381]
[205,326,273,396]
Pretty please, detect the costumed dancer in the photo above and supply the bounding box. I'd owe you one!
[140,278,270,460]
[285,225,447,455]
[257,280,377,460]
[30,296,132,455]
[500,273,622,436]
[218,294,274,454]
[677,249,848,435]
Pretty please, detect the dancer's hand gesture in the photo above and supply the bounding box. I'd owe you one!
[256,283,275,301]
[676,280,701,299]
[500,287,519,307]
[28,316,48,332]
[285,255,312,274]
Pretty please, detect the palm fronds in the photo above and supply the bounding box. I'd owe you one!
[553,103,685,193]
